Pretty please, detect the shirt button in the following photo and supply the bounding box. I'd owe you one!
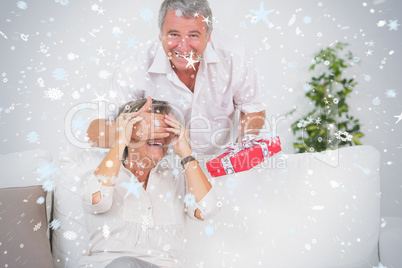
[148,207,151,210]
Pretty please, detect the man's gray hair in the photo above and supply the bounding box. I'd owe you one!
[118,98,173,116]
[158,0,213,36]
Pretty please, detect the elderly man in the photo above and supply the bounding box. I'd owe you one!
[87,0,266,155]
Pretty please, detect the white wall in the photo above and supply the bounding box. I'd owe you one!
[0,0,401,217]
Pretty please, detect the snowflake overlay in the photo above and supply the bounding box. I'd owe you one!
[44,88,64,100]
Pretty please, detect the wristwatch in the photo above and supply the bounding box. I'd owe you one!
[181,155,197,168]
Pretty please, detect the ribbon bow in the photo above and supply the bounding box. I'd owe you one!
[220,134,270,175]
[223,134,270,153]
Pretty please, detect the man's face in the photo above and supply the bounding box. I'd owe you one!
[160,10,211,72]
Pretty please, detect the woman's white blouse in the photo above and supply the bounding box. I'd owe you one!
[78,160,220,268]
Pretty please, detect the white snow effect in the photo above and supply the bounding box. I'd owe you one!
[44,87,64,100]
[63,230,78,240]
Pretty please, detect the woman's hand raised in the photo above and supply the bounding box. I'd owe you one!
[115,112,144,146]
[116,97,171,147]
[164,114,192,158]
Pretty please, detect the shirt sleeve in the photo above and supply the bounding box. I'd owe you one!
[81,172,115,214]
[232,53,266,114]
[185,187,221,221]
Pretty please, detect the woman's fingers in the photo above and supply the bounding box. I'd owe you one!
[128,116,143,124]
[119,111,139,118]
[165,127,181,135]
[165,113,181,124]
[164,117,180,128]
[164,115,183,132]
[164,120,183,137]
[132,125,170,141]
[150,132,171,139]
[165,115,191,157]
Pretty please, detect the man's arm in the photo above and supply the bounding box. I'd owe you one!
[86,96,158,148]
[237,110,266,142]
[87,119,116,148]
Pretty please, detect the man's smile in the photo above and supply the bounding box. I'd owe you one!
[173,50,195,59]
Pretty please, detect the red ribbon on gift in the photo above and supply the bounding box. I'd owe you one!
[206,135,281,177]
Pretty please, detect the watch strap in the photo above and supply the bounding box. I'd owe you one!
[181,155,197,168]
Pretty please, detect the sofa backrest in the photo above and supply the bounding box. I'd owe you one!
[52,145,380,268]
[184,145,380,267]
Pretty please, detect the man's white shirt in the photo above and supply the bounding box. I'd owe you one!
[103,32,265,155]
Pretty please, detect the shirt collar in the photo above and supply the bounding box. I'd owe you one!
[148,43,172,74]
[202,42,220,64]
[148,41,220,74]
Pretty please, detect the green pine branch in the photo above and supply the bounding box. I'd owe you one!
[290,42,364,153]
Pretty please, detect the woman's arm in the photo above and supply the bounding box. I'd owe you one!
[81,172,115,214]
[164,114,219,220]
[183,157,221,221]
[87,119,116,148]
[91,112,143,204]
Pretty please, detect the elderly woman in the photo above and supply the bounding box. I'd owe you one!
[78,97,220,268]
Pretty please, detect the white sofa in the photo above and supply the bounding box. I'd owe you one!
[1,145,401,267]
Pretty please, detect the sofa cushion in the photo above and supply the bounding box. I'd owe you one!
[0,149,54,267]
[0,185,53,267]
[0,148,54,227]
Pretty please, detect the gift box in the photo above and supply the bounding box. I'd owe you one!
[206,135,281,177]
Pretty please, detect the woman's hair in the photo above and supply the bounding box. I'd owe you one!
[158,0,213,35]
[118,98,173,116]
[118,98,172,162]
